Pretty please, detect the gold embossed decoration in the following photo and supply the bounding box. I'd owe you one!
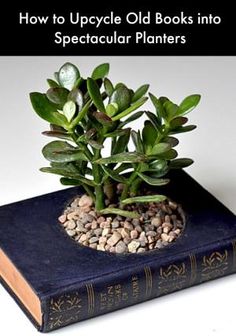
[158,262,187,295]
[48,292,82,330]
[201,250,228,281]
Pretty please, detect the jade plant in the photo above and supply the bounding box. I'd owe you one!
[30,62,200,218]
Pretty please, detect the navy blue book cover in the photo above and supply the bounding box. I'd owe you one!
[0,170,236,332]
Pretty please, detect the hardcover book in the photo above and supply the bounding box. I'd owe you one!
[0,170,235,332]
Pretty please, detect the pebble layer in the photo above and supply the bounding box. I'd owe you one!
[59,195,185,254]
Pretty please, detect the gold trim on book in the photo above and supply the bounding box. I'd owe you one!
[189,254,197,284]
[86,284,95,314]
[144,266,152,297]
[231,240,236,270]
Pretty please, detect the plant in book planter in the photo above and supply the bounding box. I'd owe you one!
[30,62,201,254]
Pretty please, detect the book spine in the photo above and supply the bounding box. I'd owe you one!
[42,237,236,332]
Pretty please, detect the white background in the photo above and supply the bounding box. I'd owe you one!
[0,57,235,335]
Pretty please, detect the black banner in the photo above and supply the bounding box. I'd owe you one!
[1,2,235,55]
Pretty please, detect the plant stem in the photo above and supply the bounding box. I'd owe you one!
[130,177,142,196]
[120,171,138,201]
[82,184,95,201]
[92,138,105,211]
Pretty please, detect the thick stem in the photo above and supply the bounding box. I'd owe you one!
[95,185,105,211]
[92,143,105,211]
[130,177,142,196]
[120,171,138,201]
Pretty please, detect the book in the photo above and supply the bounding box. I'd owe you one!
[0,170,235,333]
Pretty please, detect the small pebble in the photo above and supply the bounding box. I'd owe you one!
[102,228,110,236]
[76,223,87,233]
[66,229,76,237]
[91,221,98,230]
[67,212,79,220]
[78,195,93,208]
[99,236,107,244]
[121,228,130,239]
[137,247,146,253]
[112,221,120,229]
[89,243,97,249]
[94,228,102,236]
[107,232,122,246]
[79,234,87,242]
[130,230,138,239]
[128,241,140,253]
[124,222,134,230]
[115,241,127,253]
[66,220,76,230]
[151,217,162,227]
[89,237,99,244]
[146,231,157,237]
[161,233,170,242]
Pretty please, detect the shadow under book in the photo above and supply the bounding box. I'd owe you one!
[0,170,235,332]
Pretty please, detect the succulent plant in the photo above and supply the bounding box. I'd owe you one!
[30,62,200,217]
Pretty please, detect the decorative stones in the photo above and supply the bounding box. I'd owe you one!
[60,195,184,254]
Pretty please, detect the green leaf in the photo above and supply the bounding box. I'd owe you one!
[112,129,130,155]
[92,63,109,80]
[109,85,131,112]
[58,63,80,90]
[147,159,169,177]
[87,140,104,149]
[78,128,97,142]
[101,165,127,183]
[104,77,114,97]
[163,100,178,120]
[60,177,82,186]
[63,101,76,122]
[119,111,144,127]
[104,128,131,138]
[156,149,178,160]
[47,79,59,88]
[87,77,105,113]
[112,97,148,121]
[46,87,69,105]
[93,111,112,126]
[95,152,146,164]
[42,130,71,141]
[131,130,144,152]
[30,92,68,128]
[122,194,167,204]
[177,94,201,115]
[100,208,140,219]
[40,167,95,186]
[54,72,59,82]
[170,125,197,134]
[163,136,179,147]
[106,103,119,117]
[170,117,188,128]
[42,141,88,163]
[145,111,161,130]
[132,84,149,103]
[68,88,83,111]
[149,93,163,122]
[169,158,194,169]
[50,161,78,173]
[137,173,170,186]
[70,99,92,128]
[142,120,157,147]
[151,142,171,155]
